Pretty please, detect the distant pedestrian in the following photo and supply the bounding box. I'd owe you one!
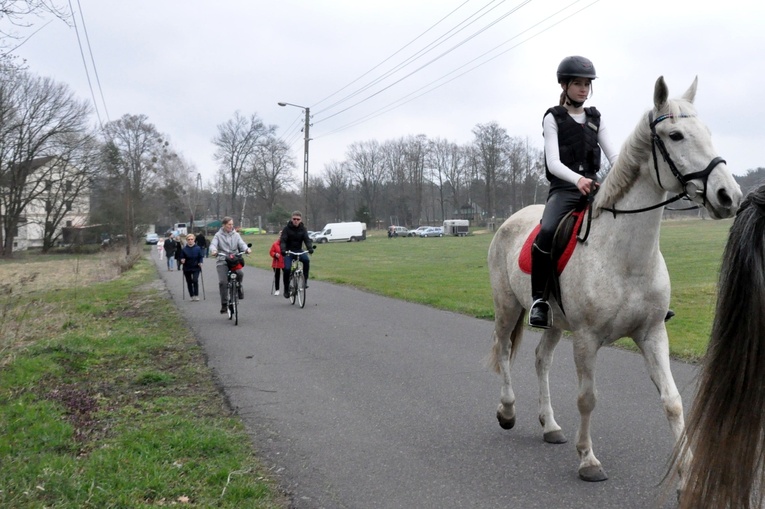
[163,233,177,271]
[196,232,208,257]
[174,236,184,271]
[269,238,284,296]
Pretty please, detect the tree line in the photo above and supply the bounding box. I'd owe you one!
[4,31,762,256]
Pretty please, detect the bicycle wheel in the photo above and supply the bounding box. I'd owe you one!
[297,272,306,308]
[289,274,297,305]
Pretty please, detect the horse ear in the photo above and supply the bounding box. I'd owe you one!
[653,76,668,110]
[682,76,699,104]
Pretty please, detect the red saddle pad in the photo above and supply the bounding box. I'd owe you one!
[518,210,586,275]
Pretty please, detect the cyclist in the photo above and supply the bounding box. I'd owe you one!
[209,216,251,313]
[279,211,313,298]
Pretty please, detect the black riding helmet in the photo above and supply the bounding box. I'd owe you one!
[556,56,597,84]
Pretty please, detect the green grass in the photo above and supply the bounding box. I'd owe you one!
[245,219,733,360]
[0,256,286,508]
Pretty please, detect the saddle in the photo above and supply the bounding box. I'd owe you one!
[518,208,587,275]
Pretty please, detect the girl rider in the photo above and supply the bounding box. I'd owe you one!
[528,56,619,328]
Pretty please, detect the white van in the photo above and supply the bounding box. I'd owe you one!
[313,222,367,243]
[173,222,188,236]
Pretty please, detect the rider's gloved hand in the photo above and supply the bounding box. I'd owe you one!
[309,248,314,254]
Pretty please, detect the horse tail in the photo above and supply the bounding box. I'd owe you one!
[669,187,765,509]
[487,311,525,374]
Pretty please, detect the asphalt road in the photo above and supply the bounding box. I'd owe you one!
[153,251,696,509]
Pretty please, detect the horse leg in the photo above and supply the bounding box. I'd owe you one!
[490,304,525,430]
[536,328,567,443]
[572,336,608,482]
[634,327,686,485]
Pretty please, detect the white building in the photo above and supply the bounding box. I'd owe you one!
[4,156,90,251]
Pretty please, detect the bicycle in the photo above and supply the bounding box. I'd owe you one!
[285,250,310,308]
[222,244,251,325]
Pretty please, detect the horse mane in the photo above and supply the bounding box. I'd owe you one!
[594,98,696,213]
[668,185,765,509]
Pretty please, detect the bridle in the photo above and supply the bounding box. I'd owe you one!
[601,111,725,216]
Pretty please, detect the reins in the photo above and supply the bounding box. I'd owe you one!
[601,111,726,217]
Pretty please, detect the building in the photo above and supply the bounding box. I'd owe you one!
[2,156,90,251]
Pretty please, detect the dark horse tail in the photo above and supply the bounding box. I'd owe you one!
[669,185,765,509]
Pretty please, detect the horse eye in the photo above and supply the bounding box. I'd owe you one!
[669,132,684,141]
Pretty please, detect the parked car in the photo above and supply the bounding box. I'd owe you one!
[145,233,160,244]
[419,227,443,238]
[409,226,431,237]
[389,226,410,237]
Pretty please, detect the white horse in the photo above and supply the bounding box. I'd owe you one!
[487,76,742,483]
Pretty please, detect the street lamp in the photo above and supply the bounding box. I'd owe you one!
[278,101,310,220]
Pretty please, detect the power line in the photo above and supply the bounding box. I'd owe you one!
[67,0,103,128]
[76,0,110,123]
[313,0,506,116]
[316,0,599,139]
[310,0,474,112]
[312,0,533,125]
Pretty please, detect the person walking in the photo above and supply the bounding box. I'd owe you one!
[180,234,204,301]
[528,56,619,328]
[196,232,208,257]
[269,238,285,296]
[173,235,184,271]
[163,233,177,271]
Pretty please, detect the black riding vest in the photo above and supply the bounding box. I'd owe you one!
[543,106,602,193]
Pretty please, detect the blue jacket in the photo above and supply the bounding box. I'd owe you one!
[181,244,204,272]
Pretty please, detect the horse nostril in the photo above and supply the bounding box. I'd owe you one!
[717,188,733,209]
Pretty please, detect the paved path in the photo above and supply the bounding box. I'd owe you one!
[153,251,695,509]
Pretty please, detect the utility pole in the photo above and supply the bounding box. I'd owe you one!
[302,107,310,221]
[278,101,311,223]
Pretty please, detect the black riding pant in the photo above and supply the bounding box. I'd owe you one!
[535,189,585,252]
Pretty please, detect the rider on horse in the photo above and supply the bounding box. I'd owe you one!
[529,56,620,328]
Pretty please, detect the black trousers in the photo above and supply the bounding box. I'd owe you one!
[535,190,584,252]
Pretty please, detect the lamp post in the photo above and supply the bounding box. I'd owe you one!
[278,101,310,220]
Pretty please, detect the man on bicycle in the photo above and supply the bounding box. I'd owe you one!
[279,211,314,299]
[209,216,251,313]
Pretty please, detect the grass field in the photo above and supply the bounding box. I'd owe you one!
[0,252,287,508]
[245,218,734,360]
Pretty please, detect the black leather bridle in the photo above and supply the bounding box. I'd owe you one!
[601,111,725,216]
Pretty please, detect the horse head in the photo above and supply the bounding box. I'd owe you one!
[648,76,742,218]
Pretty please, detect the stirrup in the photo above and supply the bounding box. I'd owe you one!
[529,299,552,329]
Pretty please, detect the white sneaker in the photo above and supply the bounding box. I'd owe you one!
[274,290,280,296]
[192,296,199,301]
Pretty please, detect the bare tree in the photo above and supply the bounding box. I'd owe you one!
[472,122,510,218]
[101,113,173,255]
[427,138,465,222]
[0,67,92,256]
[39,133,99,251]
[346,140,386,223]
[321,160,350,221]
[1,0,68,53]
[249,135,295,213]
[212,111,274,214]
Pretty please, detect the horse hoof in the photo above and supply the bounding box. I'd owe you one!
[497,411,515,430]
[579,465,608,482]
[543,430,567,444]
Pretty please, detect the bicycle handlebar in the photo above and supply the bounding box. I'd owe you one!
[285,250,312,256]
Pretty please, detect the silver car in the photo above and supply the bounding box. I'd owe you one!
[419,227,443,238]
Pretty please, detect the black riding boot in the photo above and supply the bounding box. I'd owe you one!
[529,242,553,329]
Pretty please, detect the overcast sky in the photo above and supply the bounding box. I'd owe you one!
[7,0,764,186]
